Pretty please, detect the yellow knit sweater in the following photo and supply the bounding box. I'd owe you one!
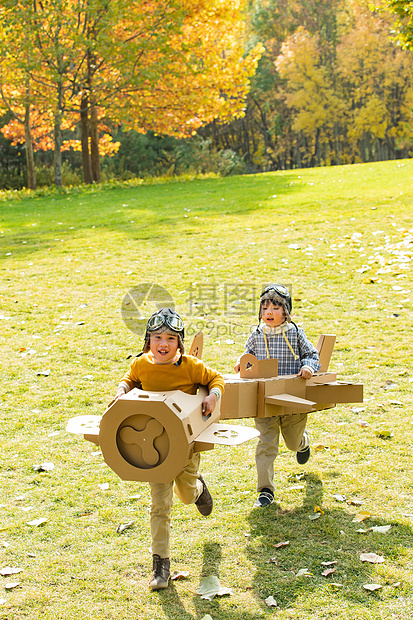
[119,353,225,396]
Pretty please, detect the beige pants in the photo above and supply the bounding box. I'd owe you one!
[255,413,308,493]
[149,452,202,558]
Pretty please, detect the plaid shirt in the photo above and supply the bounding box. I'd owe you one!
[243,323,320,375]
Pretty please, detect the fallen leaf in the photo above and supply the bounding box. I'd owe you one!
[322,567,336,577]
[36,369,50,376]
[375,430,394,439]
[266,557,278,565]
[116,521,135,534]
[26,518,48,527]
[274,541,290,548]
[314,506,324,514]
[196,576,232,600]
[359,420,370,427]
[330,582,343,588]
[360,553,385,564]
[321,560,338,566]
[296,568,313,577]
[356,528,368,533]
[353,511,372,523]
[0,566,23,576]
[98,483,109,491]
[201,615,214,620]
[4,582,20,590]
[314,444,328,452]
[333,494,346,502]
[171,570,189,580]
[0,598,6,604]
[369,525,391,534]
[351,407,366,413]
[265,596,278,607]
[363,583,382,591]
[33,462,55,472]
[347,499,364,506]
[309,513,321,521]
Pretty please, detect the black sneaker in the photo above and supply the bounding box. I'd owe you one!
[195,475,213,516]
[296,430,311,465]
[253,488,274,508]
[149,554,170,590]
[296,446,310,465]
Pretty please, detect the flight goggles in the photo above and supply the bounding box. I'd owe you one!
[260,284,290,301]
[147,310,184,333]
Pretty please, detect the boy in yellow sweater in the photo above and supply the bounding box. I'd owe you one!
[115,308,225,590]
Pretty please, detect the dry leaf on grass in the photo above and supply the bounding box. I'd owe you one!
[201,615,214,620]
[333,494,346,502]
[33,462,54,472]
[321,567,336,577]
[26,518,48,527]
[274,541,290,548]
[196,576,232,600]
[4,582,20,590]
[347,499,364,506]
[360,553,385,564]
[321,561,338,567]
[116,521,135,534]
[296,568,313,577]
[266,557,278,565]
[0,566,22,576]
[171,570,189,580]
[369,525,391,534]
[265,596,278,607]
[353,511,372,523]
[363,583,382,591]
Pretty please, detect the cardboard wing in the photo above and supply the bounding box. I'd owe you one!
[67,387,259,484]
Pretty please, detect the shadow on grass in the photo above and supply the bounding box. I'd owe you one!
[155,540,280,620]
[246,472,413,612]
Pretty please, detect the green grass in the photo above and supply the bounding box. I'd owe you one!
[0,160,412,619]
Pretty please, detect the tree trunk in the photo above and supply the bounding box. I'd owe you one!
[23,104,36,190]
[90,101,100,182]
[80,94,93,184]
[54,81,63,187]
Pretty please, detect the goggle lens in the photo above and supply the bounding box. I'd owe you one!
[147,313,184,332]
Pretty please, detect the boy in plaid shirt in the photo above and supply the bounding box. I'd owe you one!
[234,284,320,508]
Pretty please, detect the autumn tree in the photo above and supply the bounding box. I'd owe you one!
[0,0,262,187]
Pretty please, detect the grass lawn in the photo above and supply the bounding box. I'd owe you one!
[0,159,412,619]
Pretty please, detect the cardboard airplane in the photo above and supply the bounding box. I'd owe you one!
[67,333,362,484]
[66,332,259,484]
[220,334,363,419]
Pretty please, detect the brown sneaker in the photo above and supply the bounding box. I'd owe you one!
[149,554,170,590]
[195,475,213,516]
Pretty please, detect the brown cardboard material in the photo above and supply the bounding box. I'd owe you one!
[189,332,203,359]
[239,354,278,379]
[220,335,364,420]
[220,377,258,420]
[316,334,336,372]
[67,386,260,484]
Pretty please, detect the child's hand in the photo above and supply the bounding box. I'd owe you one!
[202,392,217,416]
[298,367,312,380]
[234,362,240,373]
[114,387,126,402]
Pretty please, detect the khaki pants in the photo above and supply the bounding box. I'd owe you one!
[149,452,202,558]
[255,413,308,493]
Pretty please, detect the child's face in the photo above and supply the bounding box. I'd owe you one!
[261,300,285,327]
[149,332,179,364]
